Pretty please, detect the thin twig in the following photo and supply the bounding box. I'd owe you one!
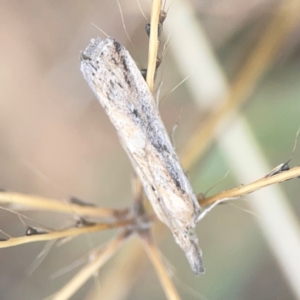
[141,231,181,300]
[0,219,133,248]
[52,230,131,300]
[144,2,181,297]
[200,166,300,206]
[133,0,162,213]
[0,192,127,218]
[146,0,161,92]
[92,222,167,300]
[84,237,146,300]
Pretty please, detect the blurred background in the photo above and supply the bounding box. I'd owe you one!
[1,0,300,299]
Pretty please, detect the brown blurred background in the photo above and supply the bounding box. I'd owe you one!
[1,0,300,299]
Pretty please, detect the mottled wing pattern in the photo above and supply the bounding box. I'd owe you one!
[80,37,204,274]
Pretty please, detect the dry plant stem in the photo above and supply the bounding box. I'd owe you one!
[116,0,134,48]
[0,192,126,218]
[133,0,161,209]
[146,0,161,92]
[52,230,130,300]
[130,1,181,297]
[87,237,147,300]
[0,219,133,248]
[91,221,166,300]
[200,166,300,207]
[181,0,300,169]
[141,232,181,300]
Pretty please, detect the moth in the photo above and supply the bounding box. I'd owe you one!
[80,37,203,274]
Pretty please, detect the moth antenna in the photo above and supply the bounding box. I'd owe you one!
[0,229,11,239]
[136,0,148,21]
[203,170,231,196]
[171,123,179,150]
[50,255,86,279]
[172,274,210,300]
[0,205,52,231]
[228,202,263,220]
[20,159,87,222]
[162,69,197,101]
[154,81,163,107]
[116,0,135,48]
[91,23,109,38]
[290,126,300,160]
[160,248,209,299]
[26,241,56,276]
